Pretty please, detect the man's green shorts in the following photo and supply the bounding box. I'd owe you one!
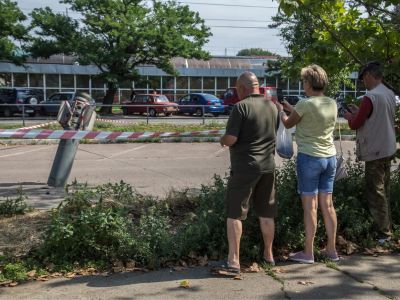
[225,171,277,220]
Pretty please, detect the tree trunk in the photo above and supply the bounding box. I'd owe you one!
[100,83,117,114]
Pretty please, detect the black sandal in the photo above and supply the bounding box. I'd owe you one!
[261,257,275,267]
[211,261,240,274]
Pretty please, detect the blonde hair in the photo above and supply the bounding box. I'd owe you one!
[301,64,328,91]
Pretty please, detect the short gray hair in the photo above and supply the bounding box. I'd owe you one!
[301,64,328,91]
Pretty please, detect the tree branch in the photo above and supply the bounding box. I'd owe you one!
[351,0,397,17]
[295,1,362,65]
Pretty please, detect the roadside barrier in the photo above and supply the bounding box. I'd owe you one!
[0,129,225,141]
[96,118,137,125]
[18,121,58,130]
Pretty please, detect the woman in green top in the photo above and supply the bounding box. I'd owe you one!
[276,64,339,263]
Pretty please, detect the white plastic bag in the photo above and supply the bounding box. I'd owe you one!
[276,120,294,159]
[335,155,348,181]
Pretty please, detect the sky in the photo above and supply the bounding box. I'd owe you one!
[16,0,287,57]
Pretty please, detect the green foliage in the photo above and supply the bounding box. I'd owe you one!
[3,160,397,280]
[40,207,134,264]
[174,175,228,259]
[0,0,27,64]
[0,187,29,217]
[0,262,28,282]
[39,184,135,264]
[237,48,278,56]
[273,0,400,95]
[38,181,174,268]
[274,160,304,249]
[28,0,212,110]
[390,166,400,222]
[333,158,375,244]
[133,206,172,268]
[93,122,226,133]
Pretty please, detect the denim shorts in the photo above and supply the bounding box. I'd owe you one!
[296,152,337,196]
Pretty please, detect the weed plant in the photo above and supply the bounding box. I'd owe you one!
[0,187,29,217]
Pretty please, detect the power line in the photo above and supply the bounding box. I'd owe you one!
[205,18,275,23]
[210,25,277,29]
[175,1,278,9]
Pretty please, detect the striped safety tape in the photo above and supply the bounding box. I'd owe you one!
[96,118,136,124]
[0,129,226,140]
[19,121,58,130]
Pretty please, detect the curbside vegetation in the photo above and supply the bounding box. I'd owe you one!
[0,158,399,285]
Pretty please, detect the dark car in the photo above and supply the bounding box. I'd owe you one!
[122,94,178,117]
[40,92,76,115]
[178,93,224,117]
[0,88,42,117]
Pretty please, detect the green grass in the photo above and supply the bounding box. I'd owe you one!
[0,121,226,133]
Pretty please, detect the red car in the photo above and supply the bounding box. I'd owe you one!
[122,94,178,117]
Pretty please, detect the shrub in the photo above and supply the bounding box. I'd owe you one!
[332,158,375,244]
[174,175,227,260]
[32,159,400,271]
[40,207,134,264]
[274,160,304,250]
[1,262,28,282]
[132,206,173,268]
[39,184,135,265]
[0,187,29,217]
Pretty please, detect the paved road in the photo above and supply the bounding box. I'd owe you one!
[0,142,357,209]
[0,255,398,299]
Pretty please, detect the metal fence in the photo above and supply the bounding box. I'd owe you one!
[0,103,229,126]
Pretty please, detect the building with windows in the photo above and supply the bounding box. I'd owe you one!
[0,55,362,102]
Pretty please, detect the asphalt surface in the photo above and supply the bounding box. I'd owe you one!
[0,141,357,209]
[0,255,398,299]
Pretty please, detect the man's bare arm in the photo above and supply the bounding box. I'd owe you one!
[220,134,238,147]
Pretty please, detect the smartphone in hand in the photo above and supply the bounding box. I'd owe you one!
[341,103,352,113]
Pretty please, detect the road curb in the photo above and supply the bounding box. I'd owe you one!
[0,135,356,145]
[0,137,222,145]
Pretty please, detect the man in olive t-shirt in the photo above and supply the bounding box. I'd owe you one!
[215,71,278,274]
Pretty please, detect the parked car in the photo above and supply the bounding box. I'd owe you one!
[0,88,42,117]
[40,92,76,115]
[177,93,224,117]
[220,86,283,113]
[122,94,178,117]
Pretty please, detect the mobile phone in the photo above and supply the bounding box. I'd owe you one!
[341,103,352,113]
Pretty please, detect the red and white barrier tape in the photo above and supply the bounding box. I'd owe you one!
[19,121,58,130]
[96,118,136,124]
[0,129,225,140]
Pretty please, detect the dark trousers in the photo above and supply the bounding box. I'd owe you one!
[365,157,392,236]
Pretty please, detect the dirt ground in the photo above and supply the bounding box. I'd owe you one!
[0,211,50,257]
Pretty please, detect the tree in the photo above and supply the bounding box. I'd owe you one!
[273,0,400,95]
[274,0,400,154]
[237,48,277,56]
[0,0,27,64]
[28,0,212,113]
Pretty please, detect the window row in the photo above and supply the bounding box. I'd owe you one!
[0,73,364,98]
